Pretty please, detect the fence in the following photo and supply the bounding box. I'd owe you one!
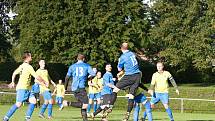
[1,91,215,113]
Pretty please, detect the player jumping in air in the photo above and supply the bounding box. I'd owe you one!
[52,79,65,110]
[3,51,47,121]
[64,54,96,121]
[148,62,179,121]
[37,59,56,119]
[109,42,142,121]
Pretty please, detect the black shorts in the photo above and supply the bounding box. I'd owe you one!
[73,89,88,104]
[116,72,142,95]
[34,93,40,100]
[102,94,112,105]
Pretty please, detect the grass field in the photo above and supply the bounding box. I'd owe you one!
[0,105,214,121]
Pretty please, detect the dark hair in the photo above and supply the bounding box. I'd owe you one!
[22,51,31,60]
[77,54,85,60]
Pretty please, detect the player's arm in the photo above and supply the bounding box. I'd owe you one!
[9,66,22,88]
[50,80,56,87]
[168,75,179,95]
[88,65,96,78]
[117,57,125,72]
[148,75,156,96]
[62,86,66,97]
[52,87,57,96]
[65,65,73,90]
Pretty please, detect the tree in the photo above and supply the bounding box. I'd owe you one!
[147,0,215,81]
[14,0,151,69]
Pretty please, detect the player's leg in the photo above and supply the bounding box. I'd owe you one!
[46,92,53,119]
[25,92,37,121]
[94,93,101,112]
[143,101,152,121]
[133,102,140,121]
[3,90,26,121]
[92,94,109,117]
[160,93,174,121]
[123,73,141,121]
[39,91,49,118]
[75,89,89,121]
[58,97,64,110]
[87,94,94,114]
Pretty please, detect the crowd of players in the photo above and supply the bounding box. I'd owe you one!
[2,42,179,121]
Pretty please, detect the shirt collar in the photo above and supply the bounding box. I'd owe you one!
[122,50,129,53]
[77,60,84,63]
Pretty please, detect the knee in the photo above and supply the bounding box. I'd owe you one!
[82,104,88,109]
[163,104,169,109]
[97,99,101,104]
[44,100,49,105]
[15,102,22,108]
[113,87,120,93]
[29,97,36,104]
[88,99,93,104]
[49,99,53,104]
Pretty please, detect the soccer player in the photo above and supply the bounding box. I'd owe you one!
[64,54,96,121]
[37,59,56,119]
[3,51,47,121]
[148,62,179,121]
[52,79,65,110]
[31,82,40,108]
[109,42,142,121]
[91,64,116,121]
[87,71,103,115]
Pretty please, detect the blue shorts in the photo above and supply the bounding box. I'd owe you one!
[16,89,35,103]
[88,93,101,99]
[134,93,147,103]
[151,92,169,104]
[42,91,52,100]
[56,96,63,104]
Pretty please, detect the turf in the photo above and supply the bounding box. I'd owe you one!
[0,105,214,121]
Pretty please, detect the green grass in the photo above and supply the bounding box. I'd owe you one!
[1,83,215,113]
[0,105,214,121]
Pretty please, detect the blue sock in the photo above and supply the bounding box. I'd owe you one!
[143,111,147,119]
[87,104,92,113]
[47,104,53,117]
[93,102,97,112]
[133,104,140,121]
[96,104,100,112]
[144,101,153,121]
[5,104,19,119]
[166,108,174,120]
[26,103,35,118]
[40,104,48,114]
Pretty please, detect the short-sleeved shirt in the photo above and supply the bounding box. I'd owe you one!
[56,84,65,97]
[14,62,38,90]
[67,61,96,91]
[88,77,103,94]
[151,71,172,93]
[31,83,40,93]
[101,72,114,95]
[35,69,51,93]
[118,50,140,75]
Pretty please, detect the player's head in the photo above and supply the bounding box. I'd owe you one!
[23,51,32,62]
[58,79,62,84]
[121,42,129,51]
[105,63,112,72]
[77,54,85,61]
[156,62,164,72]
[96,71,102,79]
[39,59,46,69]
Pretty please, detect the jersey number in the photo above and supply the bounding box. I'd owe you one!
[76,67,84,76]
[130,56,138,66]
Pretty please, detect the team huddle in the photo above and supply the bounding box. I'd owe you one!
[2,42,179,121]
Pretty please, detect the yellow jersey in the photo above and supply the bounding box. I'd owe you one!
[56,84,65,97]
[88,77,103,94]
[151,71,172,93]
[35,69,51,93]
[14,62,38,90]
